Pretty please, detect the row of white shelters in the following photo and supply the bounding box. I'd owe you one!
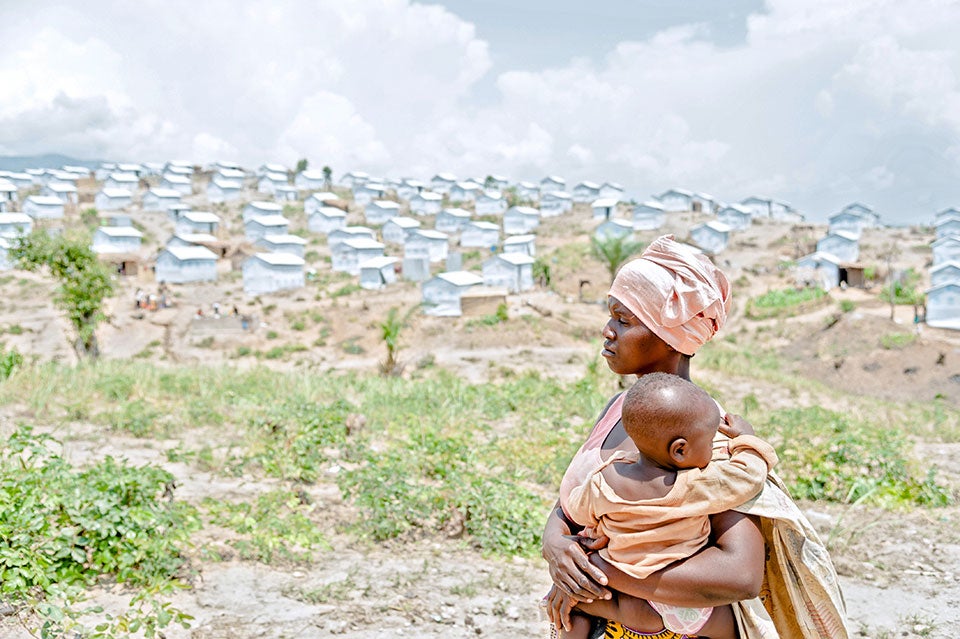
[92,226,143,254]
[308,206,347,234]
[245,215,289,241]
[935,210,960,240]
[295,170,328,191]
[331,237,385,275]
[690,221,732,254]
[404,229,448,263]
[633,201,666,230]
[305,192,340,214]
[435,208,471,233]
[410,192,444,216]
[828,203,881,237]
[928,213,960,329]
[0,179,17,212]
[503,206,540,235]
[143,188,182,211]
[22,196,65,219]
[207,178,242,203]
[256,233,307,257]
[382,216,421,243]
[817,230,860,263]
[540,191,573,216]
[716,204,753,231]
[740,196,800,222]
[926,282,960,329]
[42,182,78,205]
[95,189,133,211]
[359,256,399,290]
[243,253,305,296]
[175,211,221,235]
[365,200,402,225]
[933,234,960,265]
[481,253,535,293]
[103,172,139,191]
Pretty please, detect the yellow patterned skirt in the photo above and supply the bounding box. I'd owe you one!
[594,621,691,639]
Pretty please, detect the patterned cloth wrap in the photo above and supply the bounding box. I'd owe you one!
[590,619,692,639]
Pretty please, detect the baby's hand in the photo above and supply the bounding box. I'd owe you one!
[576,527,609,552]
[719,413,756,439]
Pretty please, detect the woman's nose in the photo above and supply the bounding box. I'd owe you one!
[602,320,615,339]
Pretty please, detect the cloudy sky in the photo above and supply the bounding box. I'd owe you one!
[4,0,960,225]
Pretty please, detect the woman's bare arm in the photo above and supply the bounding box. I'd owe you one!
[592,510,765,608]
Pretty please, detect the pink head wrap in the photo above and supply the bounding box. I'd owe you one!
[608,235,731,355]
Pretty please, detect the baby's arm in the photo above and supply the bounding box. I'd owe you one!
[685,415,778,512]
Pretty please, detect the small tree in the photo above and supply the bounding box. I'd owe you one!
[590,235,646,284]
[378,306,417,377]
[322,165,333,189]
[10,230,114,358]
[295,158,309,175]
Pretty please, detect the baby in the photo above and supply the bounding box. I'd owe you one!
[554,372,778,639]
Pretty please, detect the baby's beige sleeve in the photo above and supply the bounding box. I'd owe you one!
[683,435,778,511]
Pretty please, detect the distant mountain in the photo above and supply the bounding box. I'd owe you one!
[0,153,104,172]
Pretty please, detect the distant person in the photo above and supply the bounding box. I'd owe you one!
[548,373,777,639]
[231,305,239,317]
[195,308,203,320]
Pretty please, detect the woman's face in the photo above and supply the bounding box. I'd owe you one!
[601,296,681,376]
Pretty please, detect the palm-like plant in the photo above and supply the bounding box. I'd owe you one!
[590,235,646,284]
[379,306,417,376]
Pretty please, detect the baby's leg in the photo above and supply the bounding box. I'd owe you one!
[558,612,592,639]
[695,604,737,639]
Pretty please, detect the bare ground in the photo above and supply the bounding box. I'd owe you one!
[1,201,959,637]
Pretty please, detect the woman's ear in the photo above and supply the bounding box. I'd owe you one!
[668,438,688,465]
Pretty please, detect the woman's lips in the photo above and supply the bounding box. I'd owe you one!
[601,343,615,357]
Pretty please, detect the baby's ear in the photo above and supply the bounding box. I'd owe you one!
[668,438,688,464]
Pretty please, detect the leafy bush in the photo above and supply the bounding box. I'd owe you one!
[0,427,199,636]
[759,406,951,506]
[746,287,828,319]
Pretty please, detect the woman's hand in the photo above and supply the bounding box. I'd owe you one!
[542,506,611,602]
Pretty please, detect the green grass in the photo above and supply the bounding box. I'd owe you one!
[879,332,916,349]
[746,286,829,319]
[0,349,953,612]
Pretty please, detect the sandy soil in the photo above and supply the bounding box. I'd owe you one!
[1,192,959,637]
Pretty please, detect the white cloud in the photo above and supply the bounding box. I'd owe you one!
[275,92,390,169]
[3,1,960,222]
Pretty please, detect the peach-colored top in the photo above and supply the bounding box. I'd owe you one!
[559,394,627,520]
[564,435,777,580]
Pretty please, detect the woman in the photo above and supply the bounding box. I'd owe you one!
[542,235,849,639]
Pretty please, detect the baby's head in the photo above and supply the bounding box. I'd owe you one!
[621,372,720,470]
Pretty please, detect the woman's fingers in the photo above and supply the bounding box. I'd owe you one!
[547,535,611,600]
